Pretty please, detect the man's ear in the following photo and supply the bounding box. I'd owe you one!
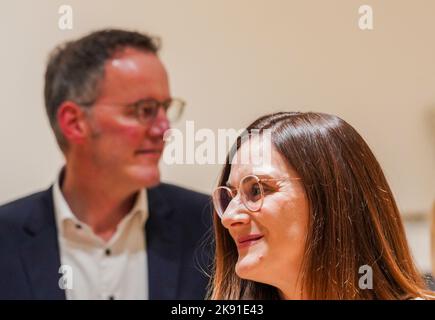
[57,101,90,146]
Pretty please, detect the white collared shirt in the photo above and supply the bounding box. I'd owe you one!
[52,179,149,300]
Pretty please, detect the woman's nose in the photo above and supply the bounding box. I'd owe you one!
[221,199,251,229]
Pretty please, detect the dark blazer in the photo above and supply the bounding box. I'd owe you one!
[0,183,213,300]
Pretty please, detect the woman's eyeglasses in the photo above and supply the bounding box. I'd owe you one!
[212,174,301,219]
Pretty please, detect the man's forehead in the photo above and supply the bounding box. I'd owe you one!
[96,48,169,102]
[110,57,139,72]
[106,48,165,75]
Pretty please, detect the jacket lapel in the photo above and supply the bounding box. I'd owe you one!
[18,184,184,300]
[146,185,182,300]
[20,187,65,300]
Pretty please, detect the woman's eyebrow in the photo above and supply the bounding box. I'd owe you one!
[225,174,277,188]
[255,174,275,180]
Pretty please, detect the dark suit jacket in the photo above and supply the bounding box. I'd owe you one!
[0,183,213,300]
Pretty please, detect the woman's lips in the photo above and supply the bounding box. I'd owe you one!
[237,234,264,249]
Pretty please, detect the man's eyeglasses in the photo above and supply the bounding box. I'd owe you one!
[81,97,185,126]
[127,98,185,126]
[212,174,301,219]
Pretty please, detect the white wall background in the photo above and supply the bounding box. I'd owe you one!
[0,0,434,272]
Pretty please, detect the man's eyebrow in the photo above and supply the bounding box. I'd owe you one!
[127,98,150,106]
[127,97,162,105]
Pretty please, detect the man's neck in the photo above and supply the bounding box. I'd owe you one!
[60,165,138,242]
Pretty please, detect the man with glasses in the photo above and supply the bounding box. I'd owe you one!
[0,29,212,300]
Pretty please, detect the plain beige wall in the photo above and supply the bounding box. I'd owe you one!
[0,1,434,269]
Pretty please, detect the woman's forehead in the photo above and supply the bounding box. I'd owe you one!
[230,136,273,165]
[227,138,296,184]
[228,154,289,185]
[229,163,281,180]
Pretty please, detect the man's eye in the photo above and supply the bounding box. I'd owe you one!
[141,105,155,117]
[132,101,157,117]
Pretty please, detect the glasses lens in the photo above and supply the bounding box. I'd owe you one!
[165,98,185,123]
[240,175,263,211]
[137,101,159,124]
[213,187,233,218]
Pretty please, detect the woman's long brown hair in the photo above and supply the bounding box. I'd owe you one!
[210,112,432,299]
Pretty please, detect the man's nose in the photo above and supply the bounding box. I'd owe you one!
[221,199,251,229]
[148,107,170,137]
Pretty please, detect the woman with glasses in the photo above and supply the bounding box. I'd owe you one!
[210,112,432,299]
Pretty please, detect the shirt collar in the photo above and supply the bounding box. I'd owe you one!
[129,188,149,225]
[52,172,149,236]
[53,176,78,236]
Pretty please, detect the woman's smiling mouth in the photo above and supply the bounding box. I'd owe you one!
[237,234,264,249]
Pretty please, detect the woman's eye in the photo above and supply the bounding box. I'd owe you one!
[251,184,261,196]
[261,184,274,194]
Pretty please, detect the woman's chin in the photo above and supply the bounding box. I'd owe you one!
[235,251,265,280]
